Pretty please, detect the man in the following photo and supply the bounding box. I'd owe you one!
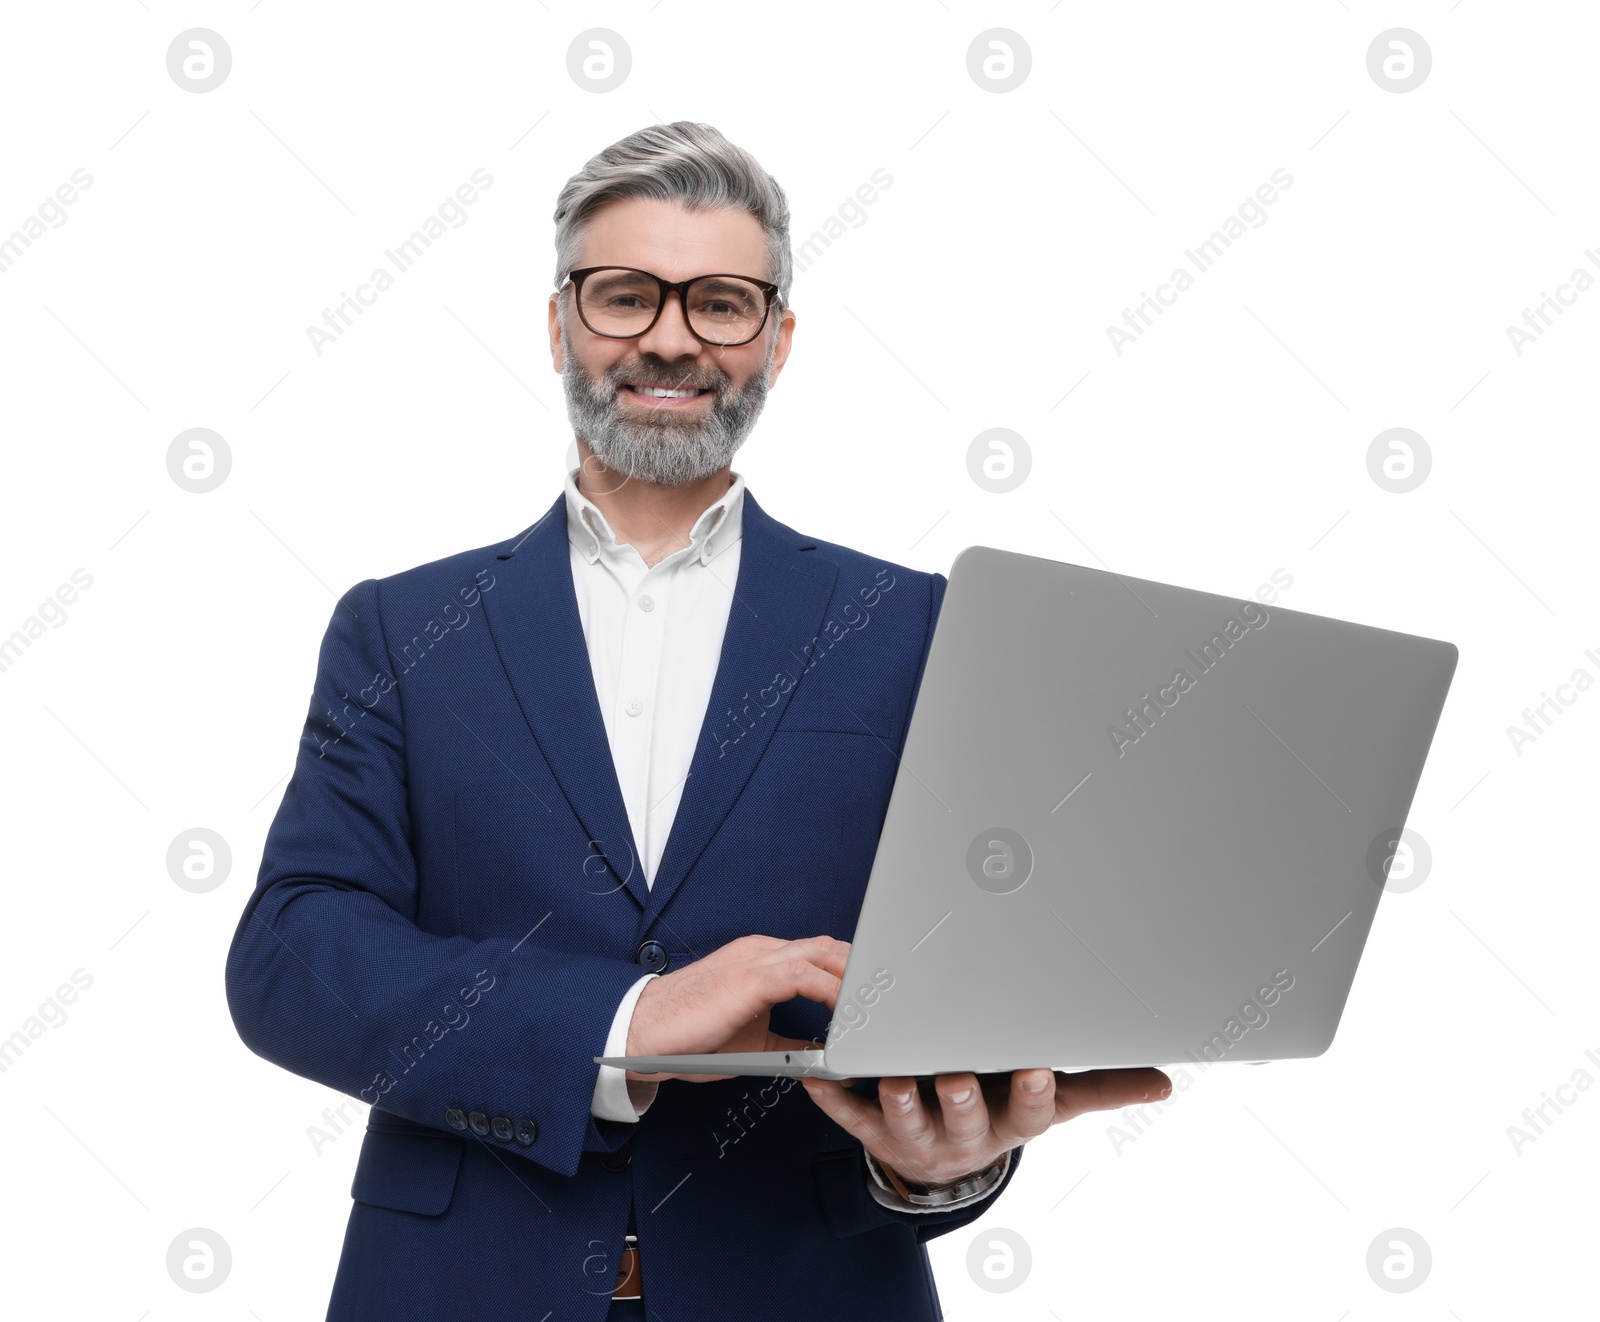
[225,120,1168,1321]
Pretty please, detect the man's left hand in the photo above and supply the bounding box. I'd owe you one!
[799,1066,1171,1189]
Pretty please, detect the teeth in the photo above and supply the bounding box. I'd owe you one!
[627,385,705,398]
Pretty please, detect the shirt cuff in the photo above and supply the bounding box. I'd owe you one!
[590,972,661,1123]
[862,1147,1012,1213]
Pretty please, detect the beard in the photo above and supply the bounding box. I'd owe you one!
[559,312,776,487]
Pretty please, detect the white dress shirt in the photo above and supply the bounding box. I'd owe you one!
[569,463,742,1128]
[567,465,1006,1211]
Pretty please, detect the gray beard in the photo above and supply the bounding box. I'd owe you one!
[559,316,775,487]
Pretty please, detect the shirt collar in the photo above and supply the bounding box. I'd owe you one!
[564,464,745,568]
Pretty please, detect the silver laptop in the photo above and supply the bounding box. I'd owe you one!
[598,545,1458,1080]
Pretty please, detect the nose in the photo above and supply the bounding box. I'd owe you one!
[635,288,706,362]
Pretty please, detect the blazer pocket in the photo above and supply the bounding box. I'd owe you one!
[813,1145,895,1239]
[778,699,897,738]
[350,1128,466,1216]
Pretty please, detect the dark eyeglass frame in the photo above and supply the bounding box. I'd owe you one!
[559,265,781,347]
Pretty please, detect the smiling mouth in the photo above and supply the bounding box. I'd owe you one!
[620,382,714,401]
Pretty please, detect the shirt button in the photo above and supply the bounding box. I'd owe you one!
[625,700,643,717]
[638,595,655,612]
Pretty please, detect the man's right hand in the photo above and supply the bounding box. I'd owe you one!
[624,934,849,1083]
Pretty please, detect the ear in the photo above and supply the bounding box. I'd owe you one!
[766,307,797,388]
[548,293,566,373]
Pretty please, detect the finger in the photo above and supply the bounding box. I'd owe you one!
[743,955,844,1015]
[876,1075,940,1156]
[934,1072,992,1147]
[710,934,789,961]
[1052,1067,1172,1122]
[696,932,844,970]
[797,1079,918,1174]
[796,1078,879,1139]
[775,935,851,980]
[993,1067,1058,1144]
[690,932,797,972]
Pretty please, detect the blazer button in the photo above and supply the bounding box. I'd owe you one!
[514,1118,538,1146]
[445,1107,467,1131]
[600,1141,632,1171]
[468,1111,490,1137]
[491,1115,513,1142]
[636,940,669,973]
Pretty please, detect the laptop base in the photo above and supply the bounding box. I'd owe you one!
[594,1049,856,1079]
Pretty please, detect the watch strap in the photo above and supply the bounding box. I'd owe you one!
[873,1150,1007,1207]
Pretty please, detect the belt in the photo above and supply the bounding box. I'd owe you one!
[613,1233,642,1300]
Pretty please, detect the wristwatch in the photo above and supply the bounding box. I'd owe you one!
[869,1149,1008,1207]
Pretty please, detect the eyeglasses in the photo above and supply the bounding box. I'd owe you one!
[560,265,780,347]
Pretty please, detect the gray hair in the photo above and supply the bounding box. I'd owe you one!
[552,121,793,322]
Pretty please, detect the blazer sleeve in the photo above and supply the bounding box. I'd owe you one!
[591,973,661,1121]
[911,571,947,722]
[224,577,645,1180]
[815,1136,1023,1243]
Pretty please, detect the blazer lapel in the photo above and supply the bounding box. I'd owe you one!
[479,485,841,928]
[639,489,839,930]
[480,492,652,910]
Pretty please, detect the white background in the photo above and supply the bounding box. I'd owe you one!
[1,2,1594,1317]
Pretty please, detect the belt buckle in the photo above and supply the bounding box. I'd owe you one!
[613,1233,641,1300]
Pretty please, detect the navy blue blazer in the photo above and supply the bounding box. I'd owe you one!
[225,485,1021,1320]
